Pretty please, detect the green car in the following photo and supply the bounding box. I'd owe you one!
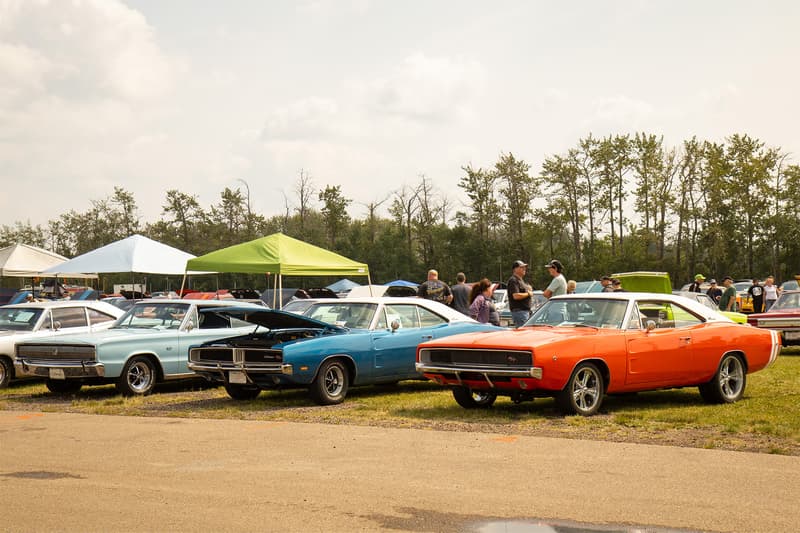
[610,271,747,324]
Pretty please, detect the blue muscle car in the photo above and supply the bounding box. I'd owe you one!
[188,297,500,404]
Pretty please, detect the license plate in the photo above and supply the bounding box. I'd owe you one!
[785,331,800,340]
[229,370,247,384]
[49,368,65,380]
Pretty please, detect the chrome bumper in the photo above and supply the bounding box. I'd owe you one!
[14,359,105,379]
[187,361,293,375]
[416,362,542,382]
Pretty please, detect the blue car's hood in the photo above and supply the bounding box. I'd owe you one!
[209,306,346,332]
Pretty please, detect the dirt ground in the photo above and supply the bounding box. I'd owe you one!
[2,410,799,533]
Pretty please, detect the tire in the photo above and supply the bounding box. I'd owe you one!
[116,356,157,396]
[224,383,261,401]
[698,353,746,404]
[45,379,82,395]
[309,359,349,405]
[452,386,497,408]
[0,356,12,389]
[557,362,604,416]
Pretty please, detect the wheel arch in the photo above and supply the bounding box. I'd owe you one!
[122,352,165,382]
[568,357,611,393]
[720,350,748,373]
[313,354,357,384]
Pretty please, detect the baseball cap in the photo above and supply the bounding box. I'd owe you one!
[708,279,717,284]
[694,274,705,281]
[544,259,563,272]
[722,276,733,282]
[600,275,611,281]
[512,260,528,269]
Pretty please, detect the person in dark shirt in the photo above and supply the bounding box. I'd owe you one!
[748,278,764,313]
[506,260,533,327]
[451,272,471,316]
[417,269,453,305]
[706,279,722,303]
[687,274,705,292]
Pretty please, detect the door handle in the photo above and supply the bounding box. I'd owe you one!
[679,336,691,342]
[421,335,433,341]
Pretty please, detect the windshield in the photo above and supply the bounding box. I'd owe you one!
[302,302,377,329]
[114,302,191,329]
[773,292,800,310]
[0,307,43,331]
[526,298,629,329]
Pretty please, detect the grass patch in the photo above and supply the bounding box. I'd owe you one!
[3,348,799,455]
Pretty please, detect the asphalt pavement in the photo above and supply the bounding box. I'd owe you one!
[1,410,798,532]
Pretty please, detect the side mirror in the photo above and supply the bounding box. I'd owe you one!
[185,319,195,332]
[646,320,657,332]
[390,319,401,332]
[52,320,62,331]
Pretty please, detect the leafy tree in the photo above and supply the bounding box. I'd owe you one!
[318,185,351,249]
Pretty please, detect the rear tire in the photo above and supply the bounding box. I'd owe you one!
[452,387,497,408]
[224,383,261,400]
[699,353,746,403]
[557,362,604,416]
[45,379,82,395]
[0,357,12,388]
[309,359,349,405]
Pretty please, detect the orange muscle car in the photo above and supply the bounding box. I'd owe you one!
[416,293,781,415]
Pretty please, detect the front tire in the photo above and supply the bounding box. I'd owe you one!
[699,353,746,404]
[452,386,497,408]
[224,383,261,400]
[45,379,82,395]
[0,357,12,388]
[557,362,604,416]
[116,356,157,396]
[309,359,349,405]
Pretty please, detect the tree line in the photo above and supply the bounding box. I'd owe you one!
[2,132,799,291]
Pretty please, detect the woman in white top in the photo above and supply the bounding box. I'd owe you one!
[763,276,780,311]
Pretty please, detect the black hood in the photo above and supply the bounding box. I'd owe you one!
[202,306,346,332]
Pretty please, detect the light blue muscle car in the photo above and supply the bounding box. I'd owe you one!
[188,297,499,404]
[14,299,263,395]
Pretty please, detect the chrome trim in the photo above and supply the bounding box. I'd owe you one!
[416,362,540,379]
[188,361,293,375]
[14,359,105,378]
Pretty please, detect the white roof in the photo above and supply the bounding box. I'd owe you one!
[306,296,476,323]
[550,292,734,323]
[0,243,96,278]
[41,235,198,276]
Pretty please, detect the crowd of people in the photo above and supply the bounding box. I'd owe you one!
[687,273,782,312]
[416,260,792,327]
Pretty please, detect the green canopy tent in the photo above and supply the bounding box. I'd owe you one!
[181,233,371,307]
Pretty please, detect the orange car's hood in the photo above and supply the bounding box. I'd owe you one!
[422,325,603,350]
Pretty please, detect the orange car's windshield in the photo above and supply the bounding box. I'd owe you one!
[525,298,628,329]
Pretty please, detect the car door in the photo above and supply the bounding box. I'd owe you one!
[371,303,445,380]
[625,300,700,386]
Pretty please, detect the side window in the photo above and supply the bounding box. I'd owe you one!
[384,305,420,329]
[88,309,117,325]
[627,303,644,329]
[418,306,446,327]
[375,308,388,330]
[40,310,54,330]
[638,301,703,329]
[51,307,89,328]
[197,308,231,329]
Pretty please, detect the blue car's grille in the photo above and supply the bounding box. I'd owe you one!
[191,347,233,363]
[423,349,532,367]
[242,349,282,364]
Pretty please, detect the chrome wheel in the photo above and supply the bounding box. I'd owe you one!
[309,359,350,405]
[323,364,345,397]
[718,355,745,400]
[116,356,157,396]
[557,362,604,416]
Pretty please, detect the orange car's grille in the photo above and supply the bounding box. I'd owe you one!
[424,349,532,367]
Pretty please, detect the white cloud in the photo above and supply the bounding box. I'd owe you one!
[361,53,487,124]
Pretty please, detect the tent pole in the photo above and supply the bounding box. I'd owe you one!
[278,274,283,309]
[179,272,187,297]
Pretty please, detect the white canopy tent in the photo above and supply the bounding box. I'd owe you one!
[41,235,198,276]
[0,242,96,279]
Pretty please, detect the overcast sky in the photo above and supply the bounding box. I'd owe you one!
[2,1,799,228]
